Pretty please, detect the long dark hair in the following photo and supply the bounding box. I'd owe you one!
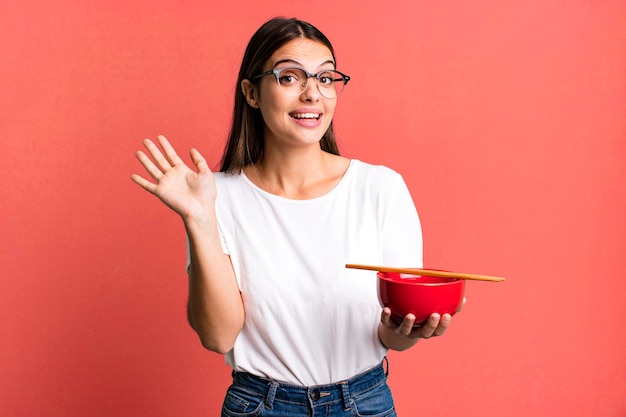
[219,17,340,173]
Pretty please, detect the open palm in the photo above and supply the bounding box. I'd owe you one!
[131,135,217,220]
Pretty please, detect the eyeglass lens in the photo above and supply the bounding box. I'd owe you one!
[276,68,345,98]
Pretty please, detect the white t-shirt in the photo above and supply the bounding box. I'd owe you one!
[189,159,422,386]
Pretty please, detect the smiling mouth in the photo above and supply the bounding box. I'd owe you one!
[290,112,321,120]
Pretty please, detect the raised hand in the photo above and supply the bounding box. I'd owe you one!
[131,135,216,220]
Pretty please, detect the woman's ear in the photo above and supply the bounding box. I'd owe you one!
[241,79,259,108]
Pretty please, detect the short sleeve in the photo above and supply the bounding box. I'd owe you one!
[381,175,423,268]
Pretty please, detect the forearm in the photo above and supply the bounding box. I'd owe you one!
[185,214,244,354]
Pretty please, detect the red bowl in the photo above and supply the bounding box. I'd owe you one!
[377,271,465,326]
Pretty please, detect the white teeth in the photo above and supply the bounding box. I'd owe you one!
[291,113,320,119]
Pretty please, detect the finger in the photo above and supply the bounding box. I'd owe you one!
[189,148,210,173]
[380,307,395,327]
[135,150,164,181]
[397,314,417,336]
[143,138,173,172]
[130,173,156,194]
[418,313,441,339]
[157,135,185,166]
[432,313,452,337]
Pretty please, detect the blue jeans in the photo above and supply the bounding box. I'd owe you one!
[221,360,397,417]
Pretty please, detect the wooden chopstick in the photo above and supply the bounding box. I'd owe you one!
[345,264,505,282]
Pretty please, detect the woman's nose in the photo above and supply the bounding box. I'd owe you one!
[300,78,320,102]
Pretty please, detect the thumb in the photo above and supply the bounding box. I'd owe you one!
[189,148,210,173]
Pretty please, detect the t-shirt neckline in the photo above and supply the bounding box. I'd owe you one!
[240,159,357,203]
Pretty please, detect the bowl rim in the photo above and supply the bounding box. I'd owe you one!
[377,271,463,286]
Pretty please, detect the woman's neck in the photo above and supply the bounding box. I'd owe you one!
[245,146,349,200]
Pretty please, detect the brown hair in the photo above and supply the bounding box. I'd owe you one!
[219,17,340,173]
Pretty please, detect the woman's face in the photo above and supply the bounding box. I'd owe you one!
[247,38,338,150]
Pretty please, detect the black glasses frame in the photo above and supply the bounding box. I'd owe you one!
[251,66,351,98]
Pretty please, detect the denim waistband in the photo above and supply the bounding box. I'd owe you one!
[231,359,389,410]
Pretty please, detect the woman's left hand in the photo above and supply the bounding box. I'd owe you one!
[378,297,466,350]
[380,309,451,339]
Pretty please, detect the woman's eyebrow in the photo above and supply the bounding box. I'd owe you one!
[273,58,336,69]
[273,58,301,67]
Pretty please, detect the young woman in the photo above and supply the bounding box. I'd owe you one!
[132,17,459,417]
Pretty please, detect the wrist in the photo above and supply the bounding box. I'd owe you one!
[183,211,218,237]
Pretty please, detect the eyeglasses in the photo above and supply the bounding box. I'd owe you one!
[251,67,351,99]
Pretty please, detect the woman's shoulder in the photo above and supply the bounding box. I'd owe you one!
[214,170,238,178]
[349,159,404,183]
[213,170,248,193]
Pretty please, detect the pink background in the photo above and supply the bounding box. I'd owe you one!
[2,1,625,416]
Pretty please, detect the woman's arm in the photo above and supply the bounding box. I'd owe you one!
[185,213,244,354]
[376,172,459,350]
[131,135,244,353]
